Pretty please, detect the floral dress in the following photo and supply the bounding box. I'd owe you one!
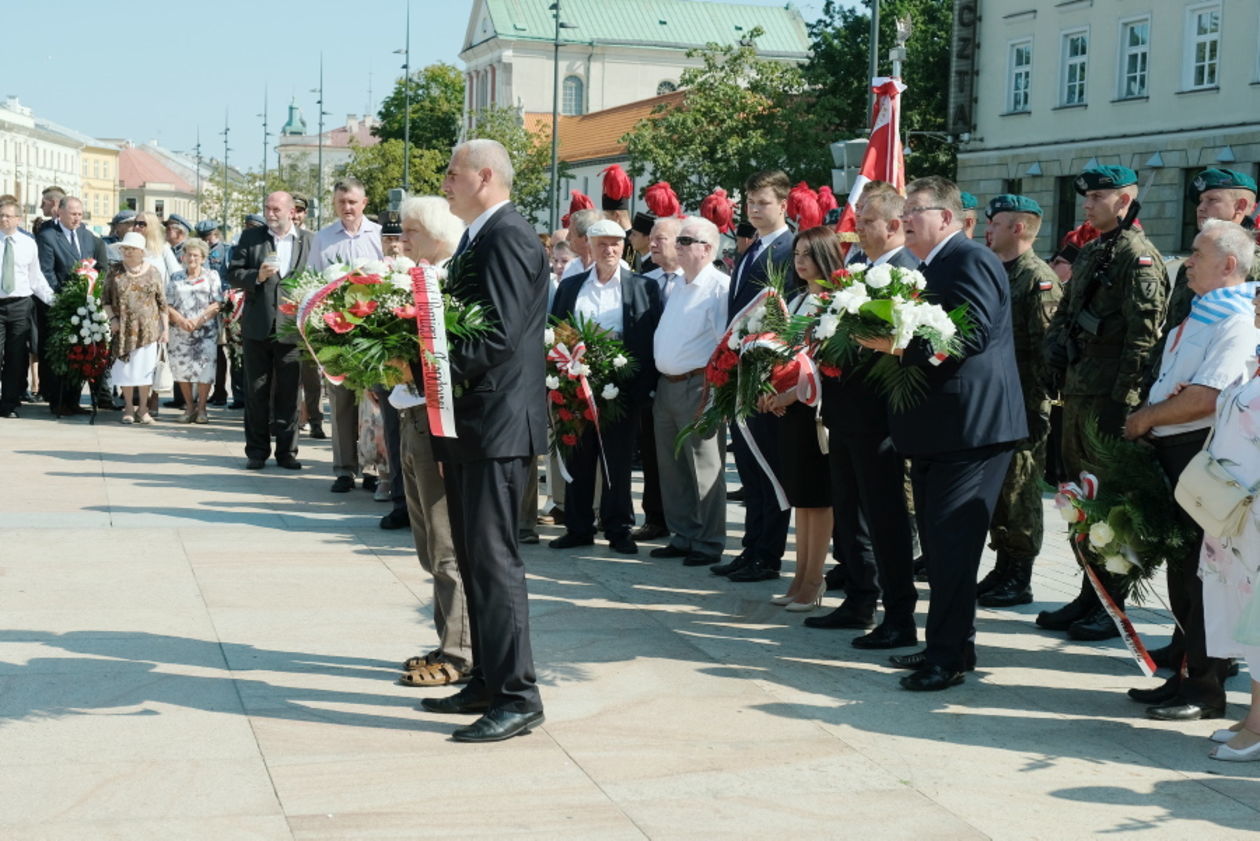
[165,269,223,383]
[103,265,166,362]
[1199,369,1260,667]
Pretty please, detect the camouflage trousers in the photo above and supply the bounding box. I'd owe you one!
[989,410,1049,562]
[1060,395,1129,480]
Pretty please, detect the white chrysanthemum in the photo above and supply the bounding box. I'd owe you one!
[79,327,91,338]
[612,354,628,368]
[1103,555,1132,575]
[847,263,869,275]
[545,375,560,390]
[833,284,870,314]
[392,256,416,271]
[865,264,894,290]
[1089,521,1115,549]
[601,383,619,400]
[70,315,81,325]
[93,311,107,322]
[727,332,740,350]
[543,327,555,346]
[904,269,928,290]
[359,259,389,276]
[321,264,346,283]
[815,313,839,339]
[76,306,87,316]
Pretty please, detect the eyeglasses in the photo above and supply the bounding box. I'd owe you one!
[132,220,147,227]
[675,236,709,247]
[902,205,946,216]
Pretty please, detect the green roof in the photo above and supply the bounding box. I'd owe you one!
[468,0,810,58]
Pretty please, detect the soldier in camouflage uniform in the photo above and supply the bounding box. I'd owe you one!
[1040,165,1169,640]
[977,196,1064,608]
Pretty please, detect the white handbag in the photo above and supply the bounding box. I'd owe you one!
[151,344,174,395]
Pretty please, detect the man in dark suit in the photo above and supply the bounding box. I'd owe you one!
[712,170,801,583]
[860,176,1027,691]
[35,195,109,414]
[548,218,663,555]
[807,190,920,650]
[415,139,547,742]
[227,191,313,470]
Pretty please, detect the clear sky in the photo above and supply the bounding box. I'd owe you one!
[9,0,834,169]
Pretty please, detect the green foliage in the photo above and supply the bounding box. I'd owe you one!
[469,105,566,223]
[805,0,956,180]
[374,63,465,151]
[340,140,447,213]
[622,29,829,210]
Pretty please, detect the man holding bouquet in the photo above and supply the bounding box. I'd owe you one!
[859,176,1026,691]
[414,139,548,742]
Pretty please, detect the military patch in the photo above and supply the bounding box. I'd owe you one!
[1137,256,1154,267]
[1038,279,1054,291]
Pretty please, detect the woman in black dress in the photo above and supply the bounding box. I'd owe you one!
[759,226,839,610]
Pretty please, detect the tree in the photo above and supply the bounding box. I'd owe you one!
[621,30,830,211]
[805,0,956,180]
[340,140,447,212]
[469,106,566,224]
[374,62,465,151]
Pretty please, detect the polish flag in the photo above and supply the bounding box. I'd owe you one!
[836,77,907,254]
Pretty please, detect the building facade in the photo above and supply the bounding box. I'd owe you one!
[116,142,197,222]
[954,0,1260,255]
[0,97,82,226]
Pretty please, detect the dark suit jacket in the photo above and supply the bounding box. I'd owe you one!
[424,203,549,464]
[550,266,662,406]
[35,222,108,291]
[727,230,800,324]
[226,225,314,342]
[887,234,1027,455]
[821,246,921,435]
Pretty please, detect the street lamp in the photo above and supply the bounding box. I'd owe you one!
[220,112,231,234]
[258,86,271,204]
[393,0,413,191]
[548,1,578,232]
[310,54,331,228]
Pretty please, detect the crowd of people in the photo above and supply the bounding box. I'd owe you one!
[2,145,1258,755]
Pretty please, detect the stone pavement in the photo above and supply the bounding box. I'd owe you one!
[1,404,1257,840]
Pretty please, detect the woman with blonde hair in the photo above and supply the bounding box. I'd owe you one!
[131,211,181,281]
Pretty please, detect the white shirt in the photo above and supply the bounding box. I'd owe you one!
[311,216,383,270]
[561,255,631,280]
[870,245,906,266]
[465,200,511,247]
[644,266,681,302]
[654,263,729,375]
[919,230,960,267]
[732,225,789,292]
[1149,308,1260,437]
[62,223,81,256]
[271,227,298,276]
[1,232,54,303]
[575,265,624,335]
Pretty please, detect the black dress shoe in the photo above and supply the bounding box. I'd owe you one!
[452,708,545,742]
[1127,678,1180,705]
[245,458,266,470]
[630,523,669,541]
[728,559,780,582]
[1067,606,1120,641]
[710,553,753,576]
[380,508,410,530]
[228,400,246,410]
[726,486,745,501]
[682,551,719,567]
[890,650,976,671]
[331,475,355,492]
[208,397,228,407]
[803,604,875,630]
[851,624,918,649]
[1146,699,1225,721]
[419,691,492,715]
[308,424,328,440]
[361,475,379,492]
[549,532,594,549]
[276,457,303,470]
[900,664,965,691]
[608,535,639,555]
[649,544,688,559]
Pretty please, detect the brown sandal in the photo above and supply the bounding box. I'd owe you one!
[398,660,467,687]
[401,651,441,672]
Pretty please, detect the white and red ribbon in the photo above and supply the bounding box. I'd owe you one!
[296,278,348,386]
[547,339,610,482]
[410,263,456,438]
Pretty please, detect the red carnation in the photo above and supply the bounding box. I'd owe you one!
[549,390,566,405]
[561,433,578,447]
[347,272,383,285]
[583,407,596,421]
[706,366,730,387]
[347,299,379,318]
[557,407,574,421]
[819,364,842,378]
[324,312,356,333]
[278,301,298,316]
[715,348,739,371]
[393,305,418,319]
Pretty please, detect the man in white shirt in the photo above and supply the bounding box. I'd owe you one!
[650,217,730,567]
[1123,219,1260,723]
[0,201,54,418]
[311,177,384,494]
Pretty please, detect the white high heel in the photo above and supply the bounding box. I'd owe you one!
[784,581,826,612]
[1210,722,1244,744]
[770,592,798,605]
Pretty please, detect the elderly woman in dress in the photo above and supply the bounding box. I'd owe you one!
[166,239,223,423]
[103,232,168,424]
[390,196,475,688]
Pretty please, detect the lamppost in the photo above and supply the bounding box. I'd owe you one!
[393,0,412,191]
[220,112,230,233]
[193,130,202,219]
[548,1,578,232]
[890,17,911,78]
[310,54,330,228]
[868,0,880,115]
[258,86,271,204]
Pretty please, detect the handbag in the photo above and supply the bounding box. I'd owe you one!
[1174,428,1260,538]
[151,343,174,395]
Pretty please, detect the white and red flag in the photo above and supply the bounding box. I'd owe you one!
[835,77,907,251]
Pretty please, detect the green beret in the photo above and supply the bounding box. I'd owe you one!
[985,194,1043,219]
[1192,167,1258,198]
[1074,165,1138,195]
[959,191,978,210]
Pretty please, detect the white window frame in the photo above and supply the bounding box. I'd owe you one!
[1117,16,1151,99]
[562,75,585,116]
[1060,27,1090,106]
[1007,39,1033,113]
[1184,3,1221,90]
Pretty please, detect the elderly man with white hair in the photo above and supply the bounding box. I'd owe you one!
[650,216,730,568]
[1123,218,1260,723]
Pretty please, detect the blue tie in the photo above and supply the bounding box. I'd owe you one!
[734,238,762,295]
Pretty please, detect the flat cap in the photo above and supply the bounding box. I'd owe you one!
[1192,167,1258,198]
[194,220,220,235]
[110,210,137,225]
[585,219,625,239]
[985,194,1043,219]
[1075,165,1138,195]
[291,193,309,211]
[244,213,266,227]
[164,213,193,232]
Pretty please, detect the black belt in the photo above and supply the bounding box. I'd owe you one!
[1148,427,1210,448]
[0,295,32,303]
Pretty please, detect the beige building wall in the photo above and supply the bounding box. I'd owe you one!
[80,145,120,232]
[956,0,1260,256]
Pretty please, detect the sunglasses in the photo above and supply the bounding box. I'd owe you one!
[132,220,148,227]
[675,236,709,247]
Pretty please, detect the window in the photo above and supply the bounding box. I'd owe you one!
[1060,29,1088,105]
[1003,178,1024,196]
[562,75,585,116]
[656,80,677,96]
[1008,40,1032,112]
[1185,4,1220,89]
[154,200,164,217]
[1119,18,1150,98]
[1053,176,1081,247]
